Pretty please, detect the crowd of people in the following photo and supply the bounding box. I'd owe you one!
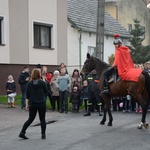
[6,61,150,112]
[4,61,150,140]
[5,62,150,111]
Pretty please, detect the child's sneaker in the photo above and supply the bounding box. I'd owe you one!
[139,109,142,113]
[135,109,139,113]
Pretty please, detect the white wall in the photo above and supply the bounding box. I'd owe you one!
[0,0,10,63]
[67,22,130,74]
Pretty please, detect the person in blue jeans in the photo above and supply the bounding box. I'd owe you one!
[18,65,30,109]
[56,68,71,113]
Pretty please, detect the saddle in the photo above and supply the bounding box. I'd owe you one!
[108,68,120,83]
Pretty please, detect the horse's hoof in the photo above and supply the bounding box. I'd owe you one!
[99,113,103,116]
[137,125,143,129]
[107,122,112,126]
[100,121,105,125]
[137,122,144,129]
[144,123,149,129]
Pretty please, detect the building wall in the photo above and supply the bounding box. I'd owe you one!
[9,0,29,64]
[28,0,57,65]
[67,22,130,74]
[105,0,150,45]
[0,0,10,63]
[57,0,68,65]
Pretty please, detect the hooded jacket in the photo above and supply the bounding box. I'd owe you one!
[26,79,48,106]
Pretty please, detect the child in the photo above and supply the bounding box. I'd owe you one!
[6,75,17,108]
[81,80,88,112]
[70,86,80,112]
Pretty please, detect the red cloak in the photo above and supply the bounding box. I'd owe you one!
[114,46,142,82]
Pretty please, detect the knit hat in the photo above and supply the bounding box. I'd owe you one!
[53,70,59,75]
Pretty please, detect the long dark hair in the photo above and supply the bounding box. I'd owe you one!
[72,69,80,77]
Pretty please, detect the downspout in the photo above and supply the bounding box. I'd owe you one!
[78,30,82,69]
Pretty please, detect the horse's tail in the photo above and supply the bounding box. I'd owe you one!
[142,70,150,100]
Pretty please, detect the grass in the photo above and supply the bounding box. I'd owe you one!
[0,95,85,111]
[0,95,22,105]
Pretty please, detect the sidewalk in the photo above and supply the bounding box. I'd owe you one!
[0,103,65,131]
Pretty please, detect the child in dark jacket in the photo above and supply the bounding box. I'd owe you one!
[70,86,80,112]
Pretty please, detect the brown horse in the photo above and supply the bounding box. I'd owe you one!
[81,53,150,129]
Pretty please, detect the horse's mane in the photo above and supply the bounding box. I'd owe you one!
[91,56,110,89]
[94,57,110,68]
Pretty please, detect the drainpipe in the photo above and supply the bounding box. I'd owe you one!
[79,30,82,69]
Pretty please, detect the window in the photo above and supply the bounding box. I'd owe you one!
[0,17,3,45]
[0,16,6,45]
[33,22,54,49]
[128,24,132,32]
[88,46,96,57]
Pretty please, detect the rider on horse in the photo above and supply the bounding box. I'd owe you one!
[101,34,142,94]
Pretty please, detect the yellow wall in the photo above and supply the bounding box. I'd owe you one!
[105,0,150,45]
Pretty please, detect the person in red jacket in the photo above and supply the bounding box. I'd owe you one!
[101,34,142,94]
[41,66,54,110]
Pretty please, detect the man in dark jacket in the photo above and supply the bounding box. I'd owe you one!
[18,65,30,109]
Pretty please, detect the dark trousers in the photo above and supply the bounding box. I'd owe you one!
[52,96,60,111]
[20,105,46,134]
[21,90,26,108]
[59,91,68,112]
[72,102,78,110]
[83,98,88,111]
[47,92,54,110]
[88,90,101,111]
[103,67,114,86]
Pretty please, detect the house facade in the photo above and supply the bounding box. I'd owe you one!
[0,0,67,65]
[0,0,67,95]
[105,0,150,45]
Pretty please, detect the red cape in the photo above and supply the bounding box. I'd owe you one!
[114,46,142,82]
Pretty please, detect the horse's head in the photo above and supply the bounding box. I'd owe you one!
[81,53,110,78]
[80,53,95,77]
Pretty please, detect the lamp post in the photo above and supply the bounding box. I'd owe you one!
[96,0,105,60]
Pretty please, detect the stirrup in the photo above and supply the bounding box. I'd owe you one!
[101,88,109,94]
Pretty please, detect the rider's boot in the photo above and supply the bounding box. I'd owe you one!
[101,79,109,94]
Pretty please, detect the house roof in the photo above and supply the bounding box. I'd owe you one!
[67,0,131,38]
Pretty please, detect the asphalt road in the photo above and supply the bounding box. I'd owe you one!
[0,108,150,150]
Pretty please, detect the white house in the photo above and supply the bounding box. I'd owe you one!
[67,0,131,74]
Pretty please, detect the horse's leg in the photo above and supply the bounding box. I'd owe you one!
[138,105,149,129]
[100,96,111,125]
[100,107,107,125]
[134,94,149,129]
[107,108,113,126]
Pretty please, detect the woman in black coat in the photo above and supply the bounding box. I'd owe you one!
[19,68,48,140]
